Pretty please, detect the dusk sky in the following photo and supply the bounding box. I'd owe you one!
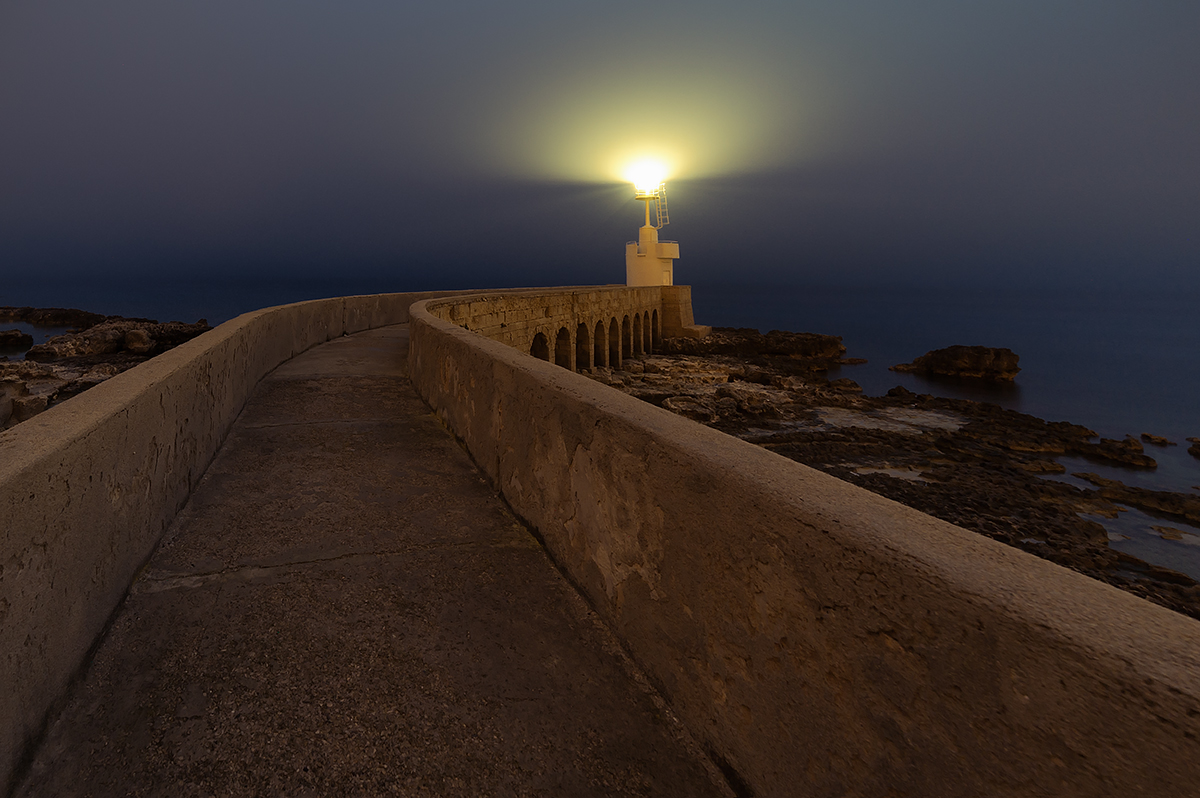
[2,1,1197,302]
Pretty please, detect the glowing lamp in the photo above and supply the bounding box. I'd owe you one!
[623,159,679,287]
[626,160,667,199]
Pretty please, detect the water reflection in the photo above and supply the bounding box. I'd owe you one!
[1093,506,1200,582]
[0,322,72,360]
[831,362,1024,411]
[1042,463,1200,580]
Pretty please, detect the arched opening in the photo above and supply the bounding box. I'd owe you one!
[554,327,572,369]
[594,321,606,368]
[652,309,661,347]
[609,318,621,369]
[622,315,632,359]
[633,314,643,356]
[642,311,652,354]
[575,323,590,371]
[530,333,549,361]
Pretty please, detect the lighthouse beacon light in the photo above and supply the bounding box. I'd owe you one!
[624,160,680,287]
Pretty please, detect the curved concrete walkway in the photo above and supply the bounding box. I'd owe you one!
[15,326,729,797]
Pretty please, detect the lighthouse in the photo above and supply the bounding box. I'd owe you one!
[625,167,679,286]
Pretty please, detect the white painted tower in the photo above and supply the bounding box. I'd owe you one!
[625,179,679,286]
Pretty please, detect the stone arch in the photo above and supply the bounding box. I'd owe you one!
[652,309,661,347]
[609,318,621,369]
[633,314,643,356]
[575,323,590,371]
[622,315,632,359]
[530,332,549,361]
[642,311,652,354]
[594,320,606,368]
[554,327,572,369]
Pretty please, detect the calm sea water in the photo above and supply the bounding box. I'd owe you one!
[6,278,1200,575]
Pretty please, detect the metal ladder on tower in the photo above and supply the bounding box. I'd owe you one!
[654,183,669,229]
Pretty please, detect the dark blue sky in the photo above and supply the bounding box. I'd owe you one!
[2,0,1197,303]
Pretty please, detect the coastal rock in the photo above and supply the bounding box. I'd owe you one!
[715,382,787,416]
[1188,438,1200,459]
[1074,473,1200,524]
[1153,526,1188,541]
[124,328,154,354]
[1141,433,1176,446]
[1072,435,1158,470]
[1,379,24,427]
[0,306,109,328]
[727,365,774,386]
[26,319,210,362]
[829,378,862,393]
[27,320,137,360]
[662,395,717,423]
[1,310,211,430]
[891,345,1020,381]
[1,362,62,428]
[659,327,846,360]
[0,329,34,348]
[11,393,49,422]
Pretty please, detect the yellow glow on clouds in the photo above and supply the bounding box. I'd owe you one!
[470,53,818,184]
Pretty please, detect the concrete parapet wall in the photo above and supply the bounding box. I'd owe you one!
[409,293,1200,797]
[0,289,475,793]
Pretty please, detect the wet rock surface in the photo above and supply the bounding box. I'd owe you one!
[891,344,1021,381]
[592,327,1200,620]
[0,307,210,430]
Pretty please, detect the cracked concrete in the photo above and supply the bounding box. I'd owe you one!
[13,325,729,798]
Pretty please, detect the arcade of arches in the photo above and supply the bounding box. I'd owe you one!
[529,309,660,372]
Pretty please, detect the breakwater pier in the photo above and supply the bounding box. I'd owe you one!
[4,287,1200,796]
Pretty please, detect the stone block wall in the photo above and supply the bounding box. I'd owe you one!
[430,285,663,371]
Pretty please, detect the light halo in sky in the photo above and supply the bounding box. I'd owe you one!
[465,52,822,184]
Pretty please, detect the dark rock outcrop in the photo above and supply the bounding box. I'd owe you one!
[1,359,123,429]
[1,310,211,430]
[1072,435,1158,470]
[1141,433,1176,446]
[0,329,34,348]
[1189,438,1200,459]
[891,345,1020,381]
[1074,473,1200,525]
[658,327,847,360]
[26,319,209,361]
[0,306,111,328]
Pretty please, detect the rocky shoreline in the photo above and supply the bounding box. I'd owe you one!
[592,328,1200,620]
[0,307,210,430]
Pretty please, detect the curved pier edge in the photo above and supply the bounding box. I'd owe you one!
[0,289,489,793]
[410,290,1200,797]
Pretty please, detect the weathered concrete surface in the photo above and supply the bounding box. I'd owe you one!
[0,286,699,793]
[0,291,487,792]
[13,326,728,797]
[410,297,1200,798]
